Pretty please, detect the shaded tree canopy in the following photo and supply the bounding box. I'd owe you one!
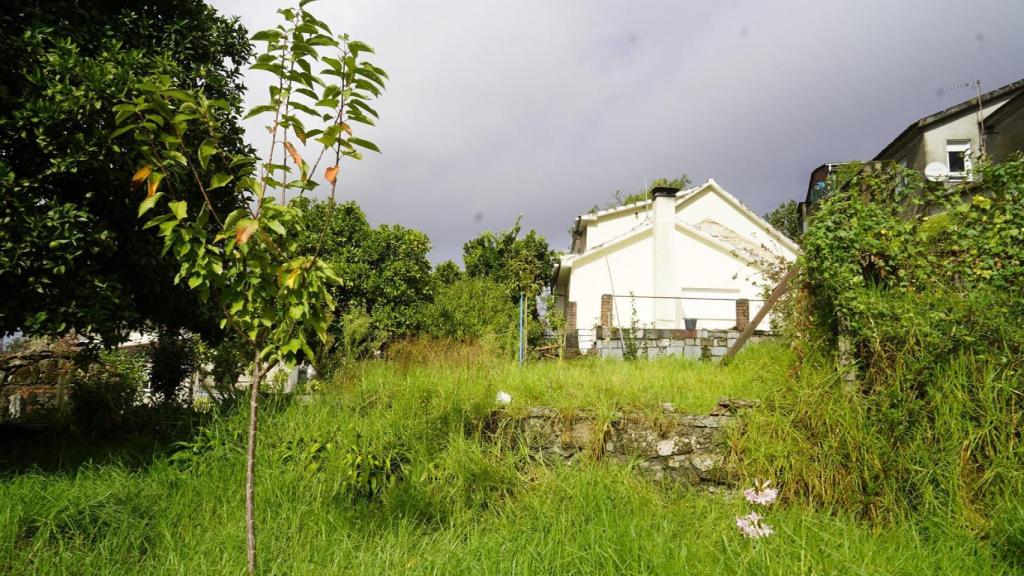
[291,197,433,339]
[462,219,557,299]
[764,199,802,244]
[0,0,252,345]
[432,260,463,287]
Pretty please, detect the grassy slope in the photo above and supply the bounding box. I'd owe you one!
[0,341,1015,575]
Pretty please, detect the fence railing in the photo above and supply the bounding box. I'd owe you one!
[602,294,767,333]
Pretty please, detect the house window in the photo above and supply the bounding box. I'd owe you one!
[946,140,972,178]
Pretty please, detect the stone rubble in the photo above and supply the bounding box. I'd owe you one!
[486,398,756,486]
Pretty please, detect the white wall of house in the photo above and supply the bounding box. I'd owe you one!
[582,204,652,248]
[560,181,797,349]
[569,229,654,332]
[885,98,1012,176]
[671,226,771,329]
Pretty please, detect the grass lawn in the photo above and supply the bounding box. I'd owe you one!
[0,341,1016,575]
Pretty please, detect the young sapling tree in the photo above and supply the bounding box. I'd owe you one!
[113,2,386,572]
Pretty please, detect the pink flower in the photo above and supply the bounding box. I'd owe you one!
[743,487,778,506]
[743,479,778,506]
[736,512,774,539]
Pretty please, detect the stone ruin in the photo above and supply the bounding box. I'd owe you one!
[485,398,758,486]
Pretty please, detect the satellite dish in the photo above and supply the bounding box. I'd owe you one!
[924,162,949,182]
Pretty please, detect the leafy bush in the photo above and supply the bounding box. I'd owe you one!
[196,334,252,404]
[802,159,1024,363]
[291,197,434,345]
[148,329,201,404]
[69,350,147,433]
[338,436,408,502]
[168,421,244,471]
[418,277,519,355]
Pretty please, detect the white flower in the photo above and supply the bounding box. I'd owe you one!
[495,391,512,405]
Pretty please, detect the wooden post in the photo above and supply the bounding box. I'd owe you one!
[721,263,800,364]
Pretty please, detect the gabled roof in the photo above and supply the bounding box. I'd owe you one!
[985,89,1024,129]
[875,78,1024,160]
[561,179,799,271]
[561,220,650,267]
[676,179,801,255]
[575,185,701,224]
[695,219,778,264]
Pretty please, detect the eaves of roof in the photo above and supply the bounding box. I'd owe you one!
[985,90,1024,129]
[875,78,1024,161]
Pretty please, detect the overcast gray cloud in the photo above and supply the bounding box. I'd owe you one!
[210,0,1024,263]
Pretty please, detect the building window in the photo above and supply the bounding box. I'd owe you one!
[946,140,972,178]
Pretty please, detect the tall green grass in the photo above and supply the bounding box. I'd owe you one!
[739,350,1024,562]
[0,341,1017,574]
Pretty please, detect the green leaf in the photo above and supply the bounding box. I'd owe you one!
[209,173,233,190]
[143,213,173,230]
[199,140,217,170]
[347,40,375,56]
[138,193,165,217]
[349,137,381,153]
[168,200,188,220]
[110,123,138,139]
[158,219,178,237]
[244,104,278,119]
[166,150,188,166]
[265,219,286,236]
[252,29,284,42]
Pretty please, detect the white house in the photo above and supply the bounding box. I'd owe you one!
[554,179,799,350]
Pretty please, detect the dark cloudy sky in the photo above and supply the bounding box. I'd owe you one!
[210,0,1024,264]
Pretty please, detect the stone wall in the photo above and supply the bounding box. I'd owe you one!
[486,399,756,486]
[590,327,766,361]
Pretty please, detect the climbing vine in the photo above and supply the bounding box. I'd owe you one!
[800,157,1024,378]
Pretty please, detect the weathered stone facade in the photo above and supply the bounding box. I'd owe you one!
[486,399,757,486]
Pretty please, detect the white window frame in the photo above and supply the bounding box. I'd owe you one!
[946,139,972,180]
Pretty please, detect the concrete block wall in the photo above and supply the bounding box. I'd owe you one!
[588,328,758,361]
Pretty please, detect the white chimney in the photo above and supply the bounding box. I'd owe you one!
[651,186,680,328]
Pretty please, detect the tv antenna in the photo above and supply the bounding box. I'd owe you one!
[939,79,985,156]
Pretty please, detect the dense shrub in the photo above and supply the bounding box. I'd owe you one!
[69,351,147,433]
[418,277,519,355]
[801,159,1024,363]
[148,329,201,404]
[197,334,252,404]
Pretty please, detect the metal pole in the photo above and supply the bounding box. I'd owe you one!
[975,80,986,157]
[518,293,525,365]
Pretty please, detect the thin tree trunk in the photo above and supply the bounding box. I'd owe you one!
[246,354,264,575]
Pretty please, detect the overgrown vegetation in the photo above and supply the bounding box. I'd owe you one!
[6,341,1015,574]
[741,158,1024,565]
[587,174,692,213]
[68,350,147,433]
[292,197,433,349]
